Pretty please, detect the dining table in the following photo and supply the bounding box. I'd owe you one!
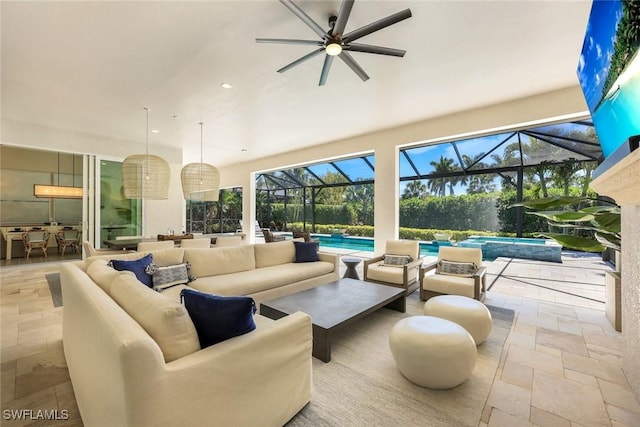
[102,238,154,251]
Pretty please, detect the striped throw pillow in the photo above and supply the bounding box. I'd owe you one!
[437,260,477,277]
[383,254,413,268]
[148,263,195,292]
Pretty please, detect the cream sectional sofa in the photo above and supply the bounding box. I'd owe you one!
[60,240,340,427]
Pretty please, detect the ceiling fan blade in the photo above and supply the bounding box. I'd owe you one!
[342,8,412,43]
[332,0,355,36]
[338,51,369,82]
[256,38,323,46]
[344,43,406,57]
[280,0,327,39]
[319,55,335,86]
[277,48,325,73]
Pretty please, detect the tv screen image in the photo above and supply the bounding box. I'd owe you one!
[577,0,640,159]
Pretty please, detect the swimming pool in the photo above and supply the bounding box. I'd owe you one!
[457,235,562,262]
[312,234,562,262]
[313,235,451,258]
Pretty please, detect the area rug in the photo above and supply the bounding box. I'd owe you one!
[287,293,514,427]
[45,273,63,307]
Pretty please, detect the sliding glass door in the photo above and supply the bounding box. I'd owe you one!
[97,159,142,245]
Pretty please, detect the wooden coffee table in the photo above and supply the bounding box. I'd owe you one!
[260,278,405,362]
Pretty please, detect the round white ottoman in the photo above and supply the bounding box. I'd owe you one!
[424,295,493,345]
[389,316,477,389]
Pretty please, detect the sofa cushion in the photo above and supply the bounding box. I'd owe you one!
[254,240,296,268]
[84,248,184,268]
[422,274,476,298]
[86,259,133,295]
[367,261,419,285]
[191,261,335,296]
[294,241,319,263]
[366,262,406,285]
[109,254,154,287]
[385,240,419,259]
[138,248,185,267]
[183,245,255,278]
[110,273,201,362]
[180,289,257,348]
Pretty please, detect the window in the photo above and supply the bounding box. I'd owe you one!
[186,187,242,233]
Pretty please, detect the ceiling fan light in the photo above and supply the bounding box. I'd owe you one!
[325,43,342,56]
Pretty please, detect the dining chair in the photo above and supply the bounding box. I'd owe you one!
[56,229,81,256]
[22,231,51,260]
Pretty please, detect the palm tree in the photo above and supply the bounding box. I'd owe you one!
[428,156,456,197]
[401,180,429,199]
[461,154,496,194]
[552,162,581,196]
[344,183,374,225]
[580,161,597,197]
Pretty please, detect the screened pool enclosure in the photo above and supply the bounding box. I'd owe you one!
[185,120,602,236]
[253,119,601,237]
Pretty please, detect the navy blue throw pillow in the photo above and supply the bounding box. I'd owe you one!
[180,289,257,348]
[294,241,319,263]
[109,254,154,287]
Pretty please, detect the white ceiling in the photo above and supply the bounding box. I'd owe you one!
[1,0,592,167]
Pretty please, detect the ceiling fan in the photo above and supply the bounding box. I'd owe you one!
[256,0,412,86]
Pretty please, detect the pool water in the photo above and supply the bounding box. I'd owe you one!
[313,234,561,262]
[460,236,545,245]
[313,235,450,258]
[458,235,561,262]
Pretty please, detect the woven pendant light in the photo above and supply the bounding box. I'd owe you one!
[181,122,220,202]
[122,108,170,199]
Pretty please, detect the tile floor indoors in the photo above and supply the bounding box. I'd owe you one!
[1,249,640,426]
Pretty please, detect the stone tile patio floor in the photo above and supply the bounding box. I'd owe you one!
[1,249,639,426]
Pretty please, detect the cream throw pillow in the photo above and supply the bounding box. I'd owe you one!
[183,245,255,278]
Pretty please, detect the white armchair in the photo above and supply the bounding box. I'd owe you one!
[420,246,487,302]
[363,240,423,295]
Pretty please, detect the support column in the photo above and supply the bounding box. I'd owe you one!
[516,166,524,237]
[242,172,257,244]
[374,145,399,255]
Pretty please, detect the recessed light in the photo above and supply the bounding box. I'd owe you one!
[151,129,160,133]
[221,82,233,89]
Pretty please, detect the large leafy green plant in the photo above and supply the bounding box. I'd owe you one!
[510,196,621,252]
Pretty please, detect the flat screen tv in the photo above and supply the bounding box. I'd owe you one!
[577,0,640,178]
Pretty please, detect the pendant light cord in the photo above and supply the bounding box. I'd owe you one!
[143,107,150,183]
[199,122,204,186]
[199,122,204,164]
[144,107,150,157]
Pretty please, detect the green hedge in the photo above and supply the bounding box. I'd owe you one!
[285,222,516,241]
[259,203,356,226]
[399,193,499,231]
[264,194,500,232]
